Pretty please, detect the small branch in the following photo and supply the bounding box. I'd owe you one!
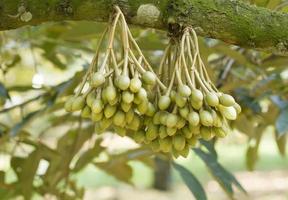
[0,93,45,114]
[216,58,235,88]
[216,48,245,88]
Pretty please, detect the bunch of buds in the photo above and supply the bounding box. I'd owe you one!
[65,7,241,158]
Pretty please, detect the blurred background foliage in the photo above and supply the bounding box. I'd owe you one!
[0,0,288,199]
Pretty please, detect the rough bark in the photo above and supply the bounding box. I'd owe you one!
[0,0,288,54]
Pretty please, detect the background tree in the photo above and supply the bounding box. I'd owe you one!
[0,0,287,199]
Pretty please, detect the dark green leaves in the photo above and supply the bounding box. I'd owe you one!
[199,140,217,159]
[194,148,247,198]
[173,163,207,200]
[95,148,153,184]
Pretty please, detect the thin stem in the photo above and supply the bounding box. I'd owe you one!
[128,50,146,73]
[119,11,130,75]
[175,63,183,86]
[185,33,197,87]
[75,26,108,96]
[129,50,167,90]
[91,27,109,72]
[165,62,177,96]
[110,49,121,76]
[179,34,194,88]
[108,12,121,48]
[158,43,171,77]
[187,29,214,92]
[0,93,45,114]
[126,28,158,74]
[194,70,210,93]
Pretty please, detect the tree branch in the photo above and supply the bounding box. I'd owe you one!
[1,0,288,54]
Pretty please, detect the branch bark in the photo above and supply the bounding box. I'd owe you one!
[1,0,288,54]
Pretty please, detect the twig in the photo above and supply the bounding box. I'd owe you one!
[216,48,244,88]
[0,93,45,114]
[275,1,288,11]
[216,58,235,88]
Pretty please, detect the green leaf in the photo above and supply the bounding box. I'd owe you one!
[234,114,255,136]
[5,54,21,69]
[56,70,86,97]
[10,110,41,136]
[213,44,247,66]
[262,55,288,68]
[12,149,42,200]
[73,139,104,173]
[60,22,106,41]
[194,149,246,197]
[0,171,5,183]
[261,104,279,125]
[40,41,67,69]
[96,161,133,184]
[11,157,25,178]
[252,0,269,7]
[94,148,153,184]
[118,148,154,168]
[136,32,166,51]
[245,124,265,170]
[199,140,217,158]
[173,163,207,200]
[276,107,288,136]
[43,126,94,187]
[0,188,17,200]
[275,135,286,156]
[235,88,261,114]
[246,145,258,171]
[266,0,281,9]
[0,82,10,101]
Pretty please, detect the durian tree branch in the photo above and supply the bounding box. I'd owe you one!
[1,0,288,54]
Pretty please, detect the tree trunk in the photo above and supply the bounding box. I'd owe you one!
[153,157,171,191]
[1,0,288,54]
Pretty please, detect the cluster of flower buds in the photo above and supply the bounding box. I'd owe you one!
[65,7,241,158]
